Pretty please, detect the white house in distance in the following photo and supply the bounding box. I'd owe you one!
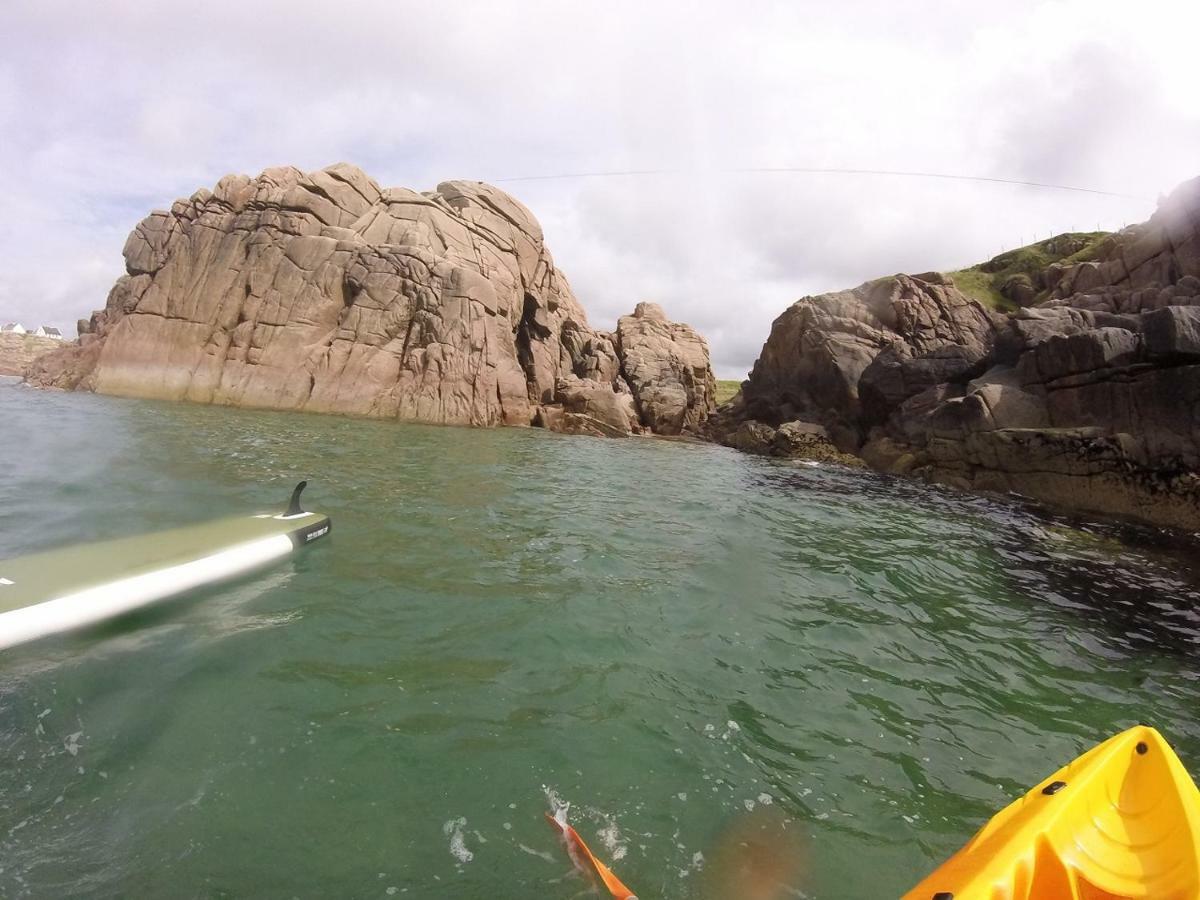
[1,323,64,339]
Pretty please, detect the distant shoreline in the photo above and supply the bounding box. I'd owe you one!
[0,332,65,377]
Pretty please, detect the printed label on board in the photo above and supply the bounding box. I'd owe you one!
[287,518,332,549]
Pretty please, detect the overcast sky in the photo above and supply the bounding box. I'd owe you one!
[1,1,1197,377]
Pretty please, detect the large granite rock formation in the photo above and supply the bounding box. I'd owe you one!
[29,164,715,437]
[710,175,1200,530]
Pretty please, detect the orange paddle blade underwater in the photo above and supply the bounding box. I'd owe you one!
[544,812,638,900]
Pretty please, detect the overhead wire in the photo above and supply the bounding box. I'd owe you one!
[492,167,1149,201]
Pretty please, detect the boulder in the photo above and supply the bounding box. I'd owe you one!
[771,420,866,465]
[615,302,717,435]
[728,420,777,454]
[860,341,987,430]
[534,404,631,439]
[1143,306,1200,359]
[1018,327,1141,385]
[999,272,1037,306]
[551,375,639,435]
[723,272,996,451]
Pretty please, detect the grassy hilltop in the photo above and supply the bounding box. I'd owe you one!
[948,231,1110,311]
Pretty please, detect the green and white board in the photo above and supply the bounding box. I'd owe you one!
[0,482,331,651]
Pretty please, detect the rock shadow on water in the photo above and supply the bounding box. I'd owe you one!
[744,446,1200,660]
[999,512,1200,659]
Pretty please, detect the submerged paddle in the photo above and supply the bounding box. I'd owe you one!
[544,811,638,900]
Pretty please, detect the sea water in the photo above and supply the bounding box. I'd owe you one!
[2,384,1199,898]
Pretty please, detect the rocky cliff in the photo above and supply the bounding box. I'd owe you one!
[30,164,715,437]
[709,176,1200,531]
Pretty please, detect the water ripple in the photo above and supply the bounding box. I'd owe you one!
[2,388,1200,898]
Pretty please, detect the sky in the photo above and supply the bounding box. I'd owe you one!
[1,1,1197,378]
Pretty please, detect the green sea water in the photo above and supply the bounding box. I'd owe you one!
[2,383,1199,899]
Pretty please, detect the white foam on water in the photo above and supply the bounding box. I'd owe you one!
[64,731,83,757]
[517,843,556,863]
[757,792,774,805]
[542,785,570,827]
[542,786,591,874]
[595,815,627,861]
[442,817,474,864]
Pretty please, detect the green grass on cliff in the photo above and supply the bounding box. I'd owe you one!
[715,380,742,405]
[949,231,1110,311]
[947,267,1011,311]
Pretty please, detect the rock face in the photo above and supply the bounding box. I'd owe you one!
[29,164,715,437]
[711,175,1200,530]
[726,272,998,451]
[616,302,716,434]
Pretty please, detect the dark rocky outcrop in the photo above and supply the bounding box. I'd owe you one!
[717,416,864,466]
[711,271,998,452]
[710,176,1200,530]
[28,164,715,437]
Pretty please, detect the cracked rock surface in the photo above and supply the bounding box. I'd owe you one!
[29,164,715,437]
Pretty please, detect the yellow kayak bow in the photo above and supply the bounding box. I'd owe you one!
[905,725,1200,899]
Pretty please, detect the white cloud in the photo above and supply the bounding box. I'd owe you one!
[0,0,1196,376]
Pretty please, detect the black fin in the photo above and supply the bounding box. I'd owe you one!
[285,481,308,517]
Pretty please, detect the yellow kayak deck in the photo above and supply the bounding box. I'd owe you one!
[906,725,1200,899]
